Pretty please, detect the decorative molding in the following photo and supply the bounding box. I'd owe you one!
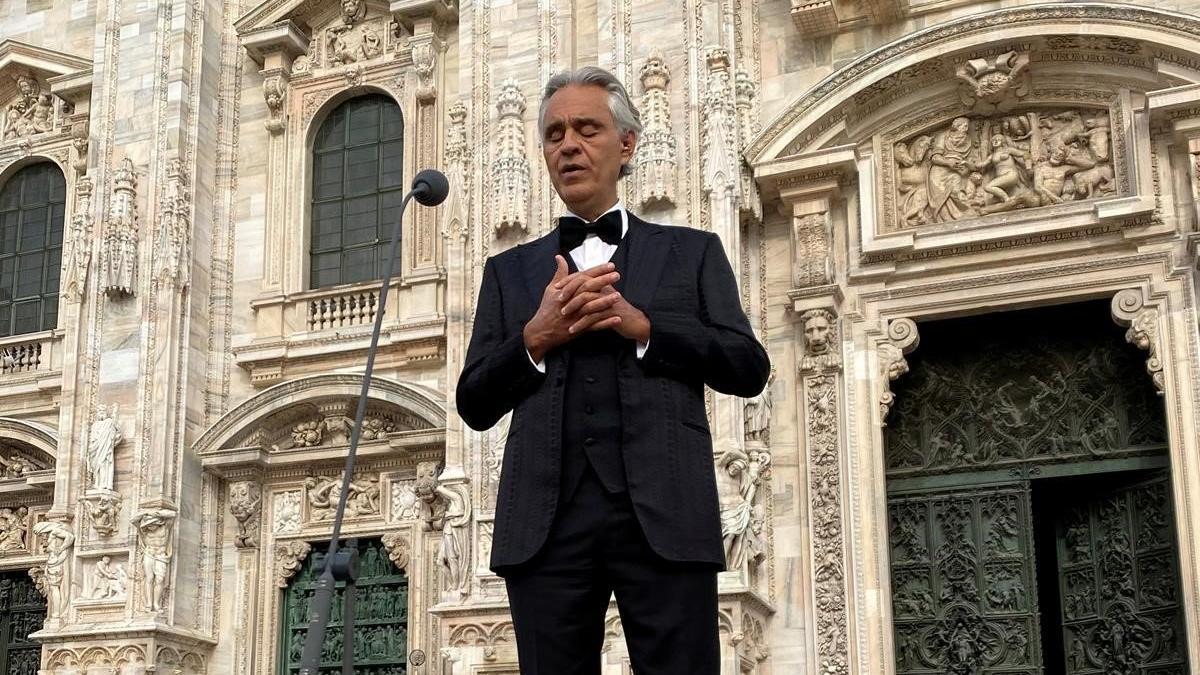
[273,539,311,588]
[100,157,138,297]
[633,49,677,209]
[491,79,529,236]
[1111,289,1165,394]
[879,318,920,424]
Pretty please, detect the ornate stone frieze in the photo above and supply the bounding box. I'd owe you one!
[86,555,128,600]
[61,175,93,301]
[101,157,139,297]
[263,75,286,134]
[491,79,530,235]
[879,318,919,424]
[702,48,738,197]
[956,51,1030,113]
[416,461,472,599]
[86,403,121,491]
[305,472,381,520]
[132,508,176,612]
[792,212,831,288]
[805,367,848,675]
[1111,289,1165,394]
[0,506,29,552]
[81,490,121,537]
[274,539,311,588]
[633,49,677,209]
[890,108,1116,231]
[32,520,74,618]
[380,531,410,572]
[274,490,302,534]
[443,101,470,242]
[153,158,191,288]
[229,481,262,549]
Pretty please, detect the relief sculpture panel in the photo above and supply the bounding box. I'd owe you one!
[890,108,1116,231]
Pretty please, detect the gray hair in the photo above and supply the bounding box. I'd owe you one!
[538,67,642,177]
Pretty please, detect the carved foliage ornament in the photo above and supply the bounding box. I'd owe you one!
[956,51,1030,113]
[806,371,848,675]
[891,109,1115,231]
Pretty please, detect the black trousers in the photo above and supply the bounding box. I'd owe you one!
[502,463,721,675]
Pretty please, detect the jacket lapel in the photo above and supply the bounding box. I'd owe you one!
[621,213,670,312]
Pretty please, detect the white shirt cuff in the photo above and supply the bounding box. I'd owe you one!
[636,340,649,359]
[526,348,546,373]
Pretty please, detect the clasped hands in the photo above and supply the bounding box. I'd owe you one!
[523,255,651,363]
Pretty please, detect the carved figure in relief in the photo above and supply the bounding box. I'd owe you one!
[32,520,74,618]
[87,404,122,491]
[229,481,262,548]
[0,452,35,478]
[340,0,365,24]
[2,73,41,140]
[1033,141,1092,205]
[90,555,127,600]
[719,448,771,569]
[896,136,932,226]
[975,134,1031,204]
[30,94,54,133]
[423,479,471,599]
[927,117,976,223]
[956,51,1029,111]
[743,370,773,442]
[359,26,382,59]
[132,509,175,612]
[0,507,28,551]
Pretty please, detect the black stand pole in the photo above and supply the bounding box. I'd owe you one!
[298,170,444,675]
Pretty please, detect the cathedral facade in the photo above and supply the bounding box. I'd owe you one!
[0,0,1198,673]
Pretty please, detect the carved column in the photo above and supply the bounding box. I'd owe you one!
[228,476,263,674]
[404,11,446,281]
[1189,138,1200,228]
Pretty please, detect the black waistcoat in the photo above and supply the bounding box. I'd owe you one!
[559,235,632,500]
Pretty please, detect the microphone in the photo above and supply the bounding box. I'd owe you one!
[298,168,449,675]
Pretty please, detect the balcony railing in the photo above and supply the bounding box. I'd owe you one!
[307,289,380,331]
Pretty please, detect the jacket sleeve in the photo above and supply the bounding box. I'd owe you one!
[637,232,770,397]
[455,256,548,431]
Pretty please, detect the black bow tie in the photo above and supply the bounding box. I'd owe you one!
[558,210,623,252]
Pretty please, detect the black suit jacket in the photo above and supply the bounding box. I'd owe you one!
[456,214,770,572]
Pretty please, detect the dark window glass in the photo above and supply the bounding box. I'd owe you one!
[0,163,64,336]
[310,95,404,289]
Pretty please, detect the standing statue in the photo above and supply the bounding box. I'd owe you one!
[434,482,471,598]
[132,509,175,612]
[744,370,774,442]
[32,520,74,618]
[87,404,122,491]
[719,448,772,568]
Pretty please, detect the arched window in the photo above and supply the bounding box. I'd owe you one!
[0,162,64,337]
[311,94,404,289]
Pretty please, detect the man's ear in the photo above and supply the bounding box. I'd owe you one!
[620,131,638,158]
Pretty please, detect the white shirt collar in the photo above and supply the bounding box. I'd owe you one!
[562,200,629,240]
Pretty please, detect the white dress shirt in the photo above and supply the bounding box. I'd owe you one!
[527,201,649,372]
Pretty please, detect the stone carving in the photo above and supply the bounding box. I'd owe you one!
[2,72,54,140]
[82,491,121,537]
[892,109,1115,230]
[879,318,919,424]
[416,463,472,599]
[792,212,830,288]
[744,369,773,443]
[263,75,286,134]
[633,49,677,208]
[701,48,738,196]
[274,490,302,533]
[88,555,128,600]
[380,531,410,572]
[327,19,383,67]
[805,370,848,675]
[0,451,39,478]
[340,0,366,24]
[32,520,74,618]
[391,480,419,521]
[153,158,191,288]
[479,413,511,510]
[1111,289,1165,394]
[413,38,438,102]
[800,308,840,372]
[291,419,325,447]
[956,51,1030,112]
[735,70,762,220]
[492,79,529,235]
[71,121,89,174]
[443,102,470,242]
[359,416,395,440]
[87,403,122,491]
[0,506,29,552]
[132,509,176,612]
[28,566,47,598]
[305,472,381,520]
[719,447,771,569]
[62,176,93,301]
[101,157,139,296]
[274,540,311,588]
[229,481,262,549]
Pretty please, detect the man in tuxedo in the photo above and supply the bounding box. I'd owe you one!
[456,66,770,675]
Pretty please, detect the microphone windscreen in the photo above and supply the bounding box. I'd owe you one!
[412,169,450,207]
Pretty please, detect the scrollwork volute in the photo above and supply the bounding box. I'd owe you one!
[879,318,920,424]
[263,76,286,134]
[1111,289,1165,394]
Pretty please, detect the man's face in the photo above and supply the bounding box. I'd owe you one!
[541,84,635,217]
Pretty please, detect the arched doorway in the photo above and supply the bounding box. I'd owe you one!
[884,301,1187,675]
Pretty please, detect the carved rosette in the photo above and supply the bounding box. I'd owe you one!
[263,75,286,134]
[1111,289,1165,394]
[443,102,470,242]
[61,176,93,301]
[274,540,312,588]
[101,157,139,297]
[491,79,530,235]
[633,49,677,209]
[380,531,410,572]
[229,481,263,549]
[879,318,920,424]
[701,48,738,196]
[152,158,191,289]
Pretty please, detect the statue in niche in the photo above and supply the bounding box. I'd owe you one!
[0,507,28,551]
[87,404,122,491]
[744,369,774,443]
[89,555,127,600]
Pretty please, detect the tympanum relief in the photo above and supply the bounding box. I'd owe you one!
[2,72,65,140]
[891,109,1116,231]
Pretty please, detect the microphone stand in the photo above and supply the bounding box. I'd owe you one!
[298,172,444,675]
